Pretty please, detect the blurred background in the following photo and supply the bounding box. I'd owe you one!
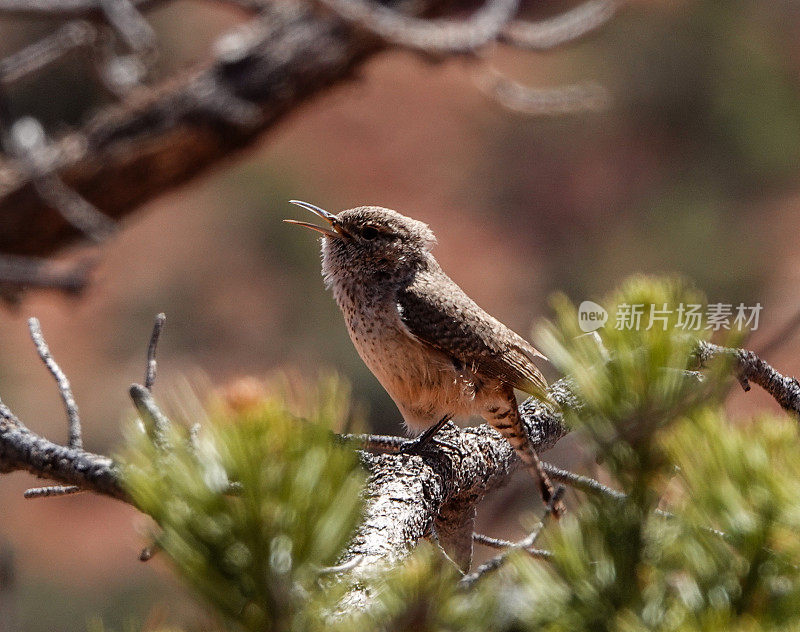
[1,0,800,628]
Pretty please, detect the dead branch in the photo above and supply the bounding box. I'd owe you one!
[313,0,521,55]
[695,341,800,416]
[144,312,166,390]
[0,254,92,293]
[0,414,128,499]
[27,317,83,448]
[335,404,568,613]
[475,65,609,115]
[23,484,84,498]
[459,486,563,588]
[0,0,408,258]
[500,0,620,51]
[0,21,98,84]
[0,0,619,263]
[0,313,167,500]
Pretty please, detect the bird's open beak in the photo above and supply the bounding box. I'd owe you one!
[283,200,346,238]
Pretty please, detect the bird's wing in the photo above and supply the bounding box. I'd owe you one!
[396,269,548,398]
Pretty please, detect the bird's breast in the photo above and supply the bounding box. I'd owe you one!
[330,279,484,433]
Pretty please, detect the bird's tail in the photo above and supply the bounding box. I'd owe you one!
[486,395,566,519]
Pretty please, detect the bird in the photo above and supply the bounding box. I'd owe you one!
[285,200,563,516]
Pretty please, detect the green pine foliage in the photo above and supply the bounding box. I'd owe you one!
[121,376,366,631]
[343,543,501,632]
[120,277,800,631]
[481,277,800,631]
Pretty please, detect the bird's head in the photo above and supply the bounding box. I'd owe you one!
[285,201,437,282]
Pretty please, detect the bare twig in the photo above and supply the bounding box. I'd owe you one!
[99,0,157,55]
[523,547,553,560]
[459,486,564,588]
[315,0,520,54]
[0,21,98,85]
[543,462,624,500]
[23,485,83,498]
[129,383,171,448]
[501,0,620,51]
[476,65,609,115]
[458,552,511,584]
[33,175,118,242]
[695,341,800,416]
[542,462,736,543]
[131,313,172,448]
[145,312,166,390]
[27,317,82,449]
[0,255,92,293]
[473,532,513,549]
[346,432,410,453]
[472,532,552,560]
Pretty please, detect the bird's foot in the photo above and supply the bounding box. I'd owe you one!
[396,414,453,455]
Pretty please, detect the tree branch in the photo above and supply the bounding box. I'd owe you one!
[0,0,456,258]
[27,317,83,448]
[475,65,609,115]
[335,386,570,611]
[4,315,796,615]
[459,485,563,588]
[695,341,800,416]
[313,0,520,55]
[0,416,128,499]
[0,254,92,293]
[0,0,619,260]
[500,0,620,51]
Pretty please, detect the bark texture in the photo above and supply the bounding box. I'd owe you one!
[336,388,570,611]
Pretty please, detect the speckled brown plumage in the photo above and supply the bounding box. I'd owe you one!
[287,202,562,515]
[397,261,547,398]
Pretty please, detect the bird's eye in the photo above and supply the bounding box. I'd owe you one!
[361,226,379,240]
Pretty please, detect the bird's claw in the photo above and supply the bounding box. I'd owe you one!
[395,414,454,455]
[396,435,429,455]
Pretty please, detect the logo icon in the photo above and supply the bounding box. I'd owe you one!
[578,301,608,332]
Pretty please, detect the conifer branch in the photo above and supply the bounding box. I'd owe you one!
[2,316,799,615]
